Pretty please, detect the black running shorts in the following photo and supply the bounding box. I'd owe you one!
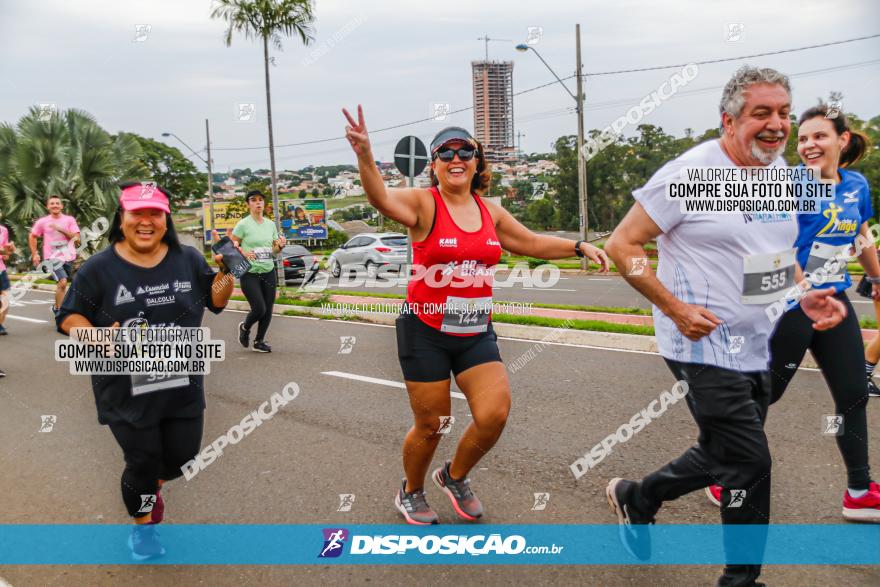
[395,308,502,382]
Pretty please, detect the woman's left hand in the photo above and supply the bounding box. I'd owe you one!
[580,242,611,273]
[872,283,880,301]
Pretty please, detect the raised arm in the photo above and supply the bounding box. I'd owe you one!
[343,104,426,229]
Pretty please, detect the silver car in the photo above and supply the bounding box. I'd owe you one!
[328,233,409,278]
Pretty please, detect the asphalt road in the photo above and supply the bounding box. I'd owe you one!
[308,271,880,321]
[1,289,878,586]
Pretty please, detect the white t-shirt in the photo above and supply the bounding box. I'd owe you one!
[634,139,797,372]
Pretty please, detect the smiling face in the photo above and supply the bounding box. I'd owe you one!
[431,140,478,191]
[722,83,791,166]
[46,197,63,217]
[798,116,848,180]
[121,208,166,254]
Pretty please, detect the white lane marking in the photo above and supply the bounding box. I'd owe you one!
[519,288,577,292]
[322,370,466,400]
[5,314,48,323]
[852,300,877,305]
[587,278,612,281]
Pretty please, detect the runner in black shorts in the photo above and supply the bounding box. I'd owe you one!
[343,105,609,524]
[56,182,234,559]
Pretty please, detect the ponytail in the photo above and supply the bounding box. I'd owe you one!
[840,129,869,168]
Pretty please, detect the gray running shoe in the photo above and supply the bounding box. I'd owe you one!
[432,460,483,520]
[394,479,439,525]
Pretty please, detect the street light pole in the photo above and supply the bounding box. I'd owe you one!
[575,23,588,270]
[516,25,590,271]
[205,119,215,233]
[161,129,216,236]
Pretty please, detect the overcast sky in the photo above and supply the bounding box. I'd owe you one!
[1,0,878,172]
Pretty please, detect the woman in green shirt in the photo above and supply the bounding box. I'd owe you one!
[231,190,286,352]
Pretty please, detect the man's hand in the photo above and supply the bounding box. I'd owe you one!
[31,252,41,267]
[801,288,847,330]
[669,301,723,341]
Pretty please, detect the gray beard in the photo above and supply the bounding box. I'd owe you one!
[750,140,785,165]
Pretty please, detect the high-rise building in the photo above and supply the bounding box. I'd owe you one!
[471,60,516,162]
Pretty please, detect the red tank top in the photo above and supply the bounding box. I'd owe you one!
[407,187,503,336]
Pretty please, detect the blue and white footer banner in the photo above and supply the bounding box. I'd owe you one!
[0,525,877,565]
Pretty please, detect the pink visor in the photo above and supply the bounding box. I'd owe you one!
[119,183,170,213]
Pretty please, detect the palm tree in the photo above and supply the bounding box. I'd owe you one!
[211,0,315,234]
[0,107,145,245]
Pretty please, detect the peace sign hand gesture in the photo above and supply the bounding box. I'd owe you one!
[342,104,372,159]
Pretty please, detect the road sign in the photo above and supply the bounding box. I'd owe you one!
[393,136,429,179]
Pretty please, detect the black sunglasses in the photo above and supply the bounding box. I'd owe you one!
[433,146,477,162]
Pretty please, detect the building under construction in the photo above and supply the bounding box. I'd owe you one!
[471,61,516,162]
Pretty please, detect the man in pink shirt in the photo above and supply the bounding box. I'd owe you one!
[0,220,15,337]
[29,195,80,314]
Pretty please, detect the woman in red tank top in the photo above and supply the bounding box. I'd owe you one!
[343,105,609,525]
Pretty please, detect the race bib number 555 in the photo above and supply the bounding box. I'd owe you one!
[741,248,796,305]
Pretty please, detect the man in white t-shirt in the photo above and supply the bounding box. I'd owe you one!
[603,66,846,586]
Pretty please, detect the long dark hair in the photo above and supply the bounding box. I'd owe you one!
[108,182,180,250]
[798,104,870,168]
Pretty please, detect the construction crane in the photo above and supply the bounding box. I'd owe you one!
[477,35,512,61]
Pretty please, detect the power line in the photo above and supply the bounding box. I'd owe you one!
[207,34,879,153]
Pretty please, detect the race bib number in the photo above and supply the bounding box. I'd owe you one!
[131,372,189,396]
[741,248,796,305]
[440,296,492,334]
[50,240,68,252]
[252,247,273,260]
[803,242,850,284]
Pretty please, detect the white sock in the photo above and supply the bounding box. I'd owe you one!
[848,488,868,498]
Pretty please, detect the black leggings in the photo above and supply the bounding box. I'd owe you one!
[240,270,277,342]
[108,415,204,517]
[768,291,871,489]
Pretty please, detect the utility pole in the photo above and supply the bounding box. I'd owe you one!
[205,119,215,232]
[575,23,589,270]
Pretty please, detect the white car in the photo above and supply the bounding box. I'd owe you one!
[328,233,408,278]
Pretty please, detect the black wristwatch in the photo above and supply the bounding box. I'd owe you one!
[574,240,586,258]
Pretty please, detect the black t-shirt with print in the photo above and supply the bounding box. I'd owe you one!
[56,244,222,427]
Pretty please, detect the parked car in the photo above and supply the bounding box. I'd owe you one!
[281,244,319,284]
[327,233,408,278]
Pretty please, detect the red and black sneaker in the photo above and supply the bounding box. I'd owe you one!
[842,487,880,522]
